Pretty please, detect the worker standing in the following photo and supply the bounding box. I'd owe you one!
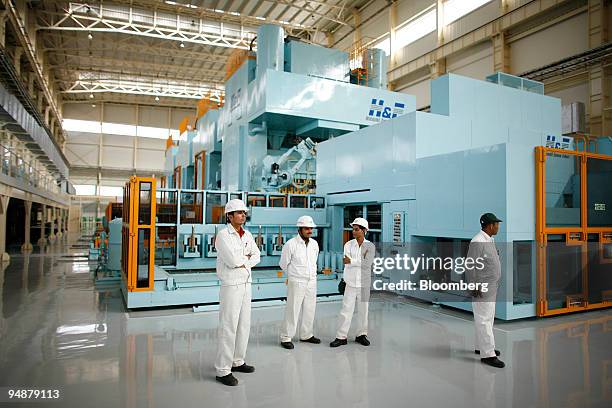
[214,199,261,386]
[330,218,375,348]
[279,215,321,349]
[466,212,505,368]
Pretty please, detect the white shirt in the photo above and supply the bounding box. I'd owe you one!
[343,238,375,288]
[279,234,319,281]
[215,224,261,286]
[466,230,501,288]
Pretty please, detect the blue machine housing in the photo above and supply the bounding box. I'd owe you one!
[317,73,563,320]
[124,25,605,319]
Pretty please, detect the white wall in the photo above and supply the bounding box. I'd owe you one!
[547,82,589,107]
[510,12,589,74]
[446,41,493,80]
[346,0,591,115]
[63,102,190,189]
[65,131,165,173]
[63,103,195,129]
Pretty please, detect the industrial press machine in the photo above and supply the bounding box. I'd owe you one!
[115,23,611,319]
[118,24,413,310]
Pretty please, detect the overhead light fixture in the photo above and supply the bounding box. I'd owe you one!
[91,104,96,108]
[155,96,160,101]
[89,93,94,99]
[180,42,185,48]
[87,32,93,40]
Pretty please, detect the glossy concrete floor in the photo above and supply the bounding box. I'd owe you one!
[0,237,610,408]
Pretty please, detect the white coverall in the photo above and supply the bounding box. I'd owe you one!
[214,225,261,377]
[466,230,501,359]
[336,239,375,339]
[279,235,320,343]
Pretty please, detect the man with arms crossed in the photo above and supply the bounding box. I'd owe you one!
[214,199,261,386]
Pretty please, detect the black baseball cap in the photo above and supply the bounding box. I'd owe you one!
[480,213,503,226]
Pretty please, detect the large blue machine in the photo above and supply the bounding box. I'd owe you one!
[317,72,611,320]
[117,24,610,319]
[120,24,414,310]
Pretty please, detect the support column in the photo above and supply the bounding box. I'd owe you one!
[0,10,7,48]
[352,7,361,45]
[48,207,56,242]
[0,195,10,262]
[37,205,46,246]
[21,200,33,251]
[44,106,51,127]
[13,46,23,77]
[587,0,610,136]
[389,0,398,69]
[325,32,333,48]
[492,27,510,74]
[436,0,444,46]
[429,57,446,80]
[56,210,63,239]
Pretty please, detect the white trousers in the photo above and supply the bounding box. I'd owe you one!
[472,300,496,358]
[215,283,251,376]
[280,279,317,342]
[336,285,369,339]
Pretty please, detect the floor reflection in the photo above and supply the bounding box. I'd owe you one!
[0,241,609,408]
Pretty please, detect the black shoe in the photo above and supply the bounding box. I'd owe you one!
[481,357,505,368]
[281,341,294,349]
[475,349,501,356]
[216,373,238,386]
[355,335,370,346]
[231,363,255,373]
[330,338,348,348]
[300,336,321,344]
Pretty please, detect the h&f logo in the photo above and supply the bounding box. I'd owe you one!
[546,135,571,150]
[367,98,406,122]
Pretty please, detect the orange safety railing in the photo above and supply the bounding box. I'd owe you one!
[194,150,206,190]
[173,166,182,189]
[535,146,612,316]
[346,38,374,86]
[225,48,256,80]
[196,98,222,121]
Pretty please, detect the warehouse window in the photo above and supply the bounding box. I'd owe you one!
[443,0,493,25]
[74,184,96,196]
[99,186,123,197]
[373,36,390,56]
[393,6,437,49]
[395,6,437,49]
[62,119,102,133]
[63,119,174,140]
[101,122,137,137]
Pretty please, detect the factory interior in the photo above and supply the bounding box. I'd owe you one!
[0,0,611,407]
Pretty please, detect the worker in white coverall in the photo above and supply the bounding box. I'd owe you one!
[279,215,321,349]
[331,217,375,348]
[214,199,261,386]
[466,212,505,368]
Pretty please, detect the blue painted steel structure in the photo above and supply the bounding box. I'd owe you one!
[317,73,570,320]
[122,24,409,309]
[122,25,609,319]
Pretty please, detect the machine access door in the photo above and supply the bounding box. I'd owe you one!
[122,177,157,292]
[535,146,612,316]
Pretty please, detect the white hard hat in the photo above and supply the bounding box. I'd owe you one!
[296,215,316,228]
[225,198,248,214]
[350,217,369,230]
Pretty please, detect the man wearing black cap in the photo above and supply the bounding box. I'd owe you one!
[466,213,505,368]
